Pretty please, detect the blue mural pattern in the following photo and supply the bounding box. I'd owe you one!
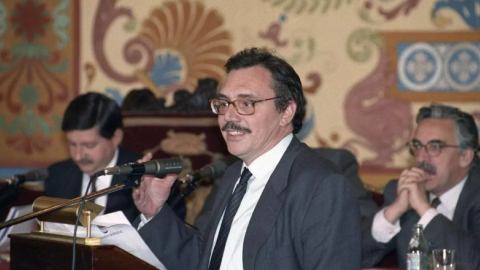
[397,42,480,91]
[432,0,480,29]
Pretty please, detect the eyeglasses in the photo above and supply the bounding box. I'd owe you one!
[407,140,460,157]
[209,97,283,115]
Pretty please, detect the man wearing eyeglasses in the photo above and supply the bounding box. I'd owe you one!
[133,47,361,270]
[363,104,480,269]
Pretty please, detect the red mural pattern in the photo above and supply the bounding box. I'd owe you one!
[0,0,79,166]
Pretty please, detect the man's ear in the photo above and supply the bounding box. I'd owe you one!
[112,129,124,147]
[279,101,296,128]
[459,148,474,168]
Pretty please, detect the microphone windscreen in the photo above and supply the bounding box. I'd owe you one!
[210,155,239,179]
[24,169,49,182]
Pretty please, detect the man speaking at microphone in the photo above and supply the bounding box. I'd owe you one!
[44,93,185,223]
[133,48,361,270]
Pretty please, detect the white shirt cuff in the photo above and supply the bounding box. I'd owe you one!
[418,208,439,229]
[137,206,164,230]
[137,213,153,230]
[372,207,401,243]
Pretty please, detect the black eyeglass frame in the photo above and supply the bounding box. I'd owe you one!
[209,96,283,115]
[406,139,460,157]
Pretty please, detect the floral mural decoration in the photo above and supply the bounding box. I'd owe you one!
[93,0,233,97]
[0,0,73,158]
[342,28,413,167]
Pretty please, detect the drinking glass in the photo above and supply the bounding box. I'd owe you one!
[432,249,456,270]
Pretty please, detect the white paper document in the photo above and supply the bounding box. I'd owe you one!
[43,211,166,270]
[0,205,37,251]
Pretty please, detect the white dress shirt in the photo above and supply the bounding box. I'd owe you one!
[80,148,119,209]
[372,175,467,243]
[211,133,293,270]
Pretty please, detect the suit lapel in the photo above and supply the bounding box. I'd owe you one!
[242,138,304,270]
[453,167,480,225]
[104,149,129,213]
[71,170,83,197]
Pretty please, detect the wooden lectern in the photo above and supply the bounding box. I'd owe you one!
[5,197,161,270]
[9,233,158,270]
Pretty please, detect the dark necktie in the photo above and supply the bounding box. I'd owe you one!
[208,168,253,270]
[90,177,97,194]
[431,197,441,208]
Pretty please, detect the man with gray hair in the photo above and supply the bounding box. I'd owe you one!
[363,103,480,270]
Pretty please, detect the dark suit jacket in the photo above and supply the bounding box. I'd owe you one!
[138,137,361,270]
[362,165,480,270]
[45,146,185,223]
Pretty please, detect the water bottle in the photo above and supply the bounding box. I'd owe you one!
[407,224,429,270]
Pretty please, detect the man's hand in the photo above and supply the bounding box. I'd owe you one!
[132,152,178,219]
[398,168,431,217]
[384,176,410,224]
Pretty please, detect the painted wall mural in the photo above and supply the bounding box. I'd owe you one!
[0,0,78,167]
[91,0,233,101]
[342,29,413,167]
[0,0,478,187]
[384,32,480,102]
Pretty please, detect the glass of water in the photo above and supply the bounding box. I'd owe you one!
[432,249,456,270]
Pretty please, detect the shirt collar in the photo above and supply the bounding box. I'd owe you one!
[430,175,467,212]
[242,133,293,180]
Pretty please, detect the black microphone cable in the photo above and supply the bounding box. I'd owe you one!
[71,175,96,270]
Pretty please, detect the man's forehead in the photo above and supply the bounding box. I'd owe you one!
[66,129,102,143]
[413,118,456,141]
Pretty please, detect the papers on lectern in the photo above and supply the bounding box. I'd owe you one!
[43,211,167,270]
[0,205,37,251]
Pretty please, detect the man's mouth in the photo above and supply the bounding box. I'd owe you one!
[226,130,246,135]
[221,122,251,134]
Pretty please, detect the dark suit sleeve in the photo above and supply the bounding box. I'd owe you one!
[314,149,379,219]
[336,150,379,218]
[424,213,480,270]
[138,204,202,270]
[302,173,362,269]
[361,180,398,267]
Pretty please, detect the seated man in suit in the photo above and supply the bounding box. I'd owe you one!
[44,92,185,223]
[132,47,361,270]
[195,148,379,227]
[363,103,480,269]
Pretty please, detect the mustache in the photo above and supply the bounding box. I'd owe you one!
[221,122,252,133]
[75,158,94,165]
[417,161,436,174]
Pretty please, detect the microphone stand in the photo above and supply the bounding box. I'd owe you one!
[0,175,141,230]
[171,175,199,208]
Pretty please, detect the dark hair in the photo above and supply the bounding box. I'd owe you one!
[417,103,479,163]
[224,47,306,134]
[62,92,123,139]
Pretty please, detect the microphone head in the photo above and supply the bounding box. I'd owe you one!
[203,155,239,179]
[23,169,49,182]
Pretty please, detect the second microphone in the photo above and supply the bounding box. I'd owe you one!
[94,158,184,178]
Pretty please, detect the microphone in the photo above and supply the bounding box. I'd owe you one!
[178,155,239,184]
[0,169,49,186]
[94,157,184,178]
[170,156,238,208]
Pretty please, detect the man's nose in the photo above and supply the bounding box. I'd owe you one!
[72,146,84,161]
[416,145,431,162]
[223,103,240,122]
